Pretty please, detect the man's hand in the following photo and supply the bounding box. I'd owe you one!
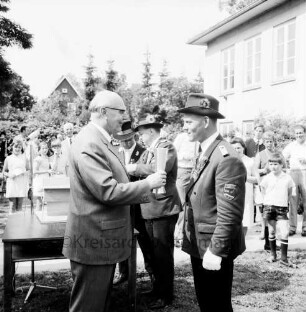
[126,164,137,174]
[145,170,166,190]
[202,248,222,271]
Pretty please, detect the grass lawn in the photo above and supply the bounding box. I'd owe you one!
[0,249,305,312]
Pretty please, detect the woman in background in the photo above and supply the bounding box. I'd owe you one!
[33,141,51,210]
[231,137,258,227]
[2,138,29,214]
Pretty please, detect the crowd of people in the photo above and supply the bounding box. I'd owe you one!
[0,122,76,213]
[0,90,305,312]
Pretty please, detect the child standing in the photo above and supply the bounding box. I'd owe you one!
[260,152,295,267]
[50,139,67,175]
[2,138,29,213]
[33,141,51,210]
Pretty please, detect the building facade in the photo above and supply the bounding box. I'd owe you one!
[188,0,306,136]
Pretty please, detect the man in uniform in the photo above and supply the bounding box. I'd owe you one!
[113,120,153,285]
[178,93,247,312]
[127,115,181,309]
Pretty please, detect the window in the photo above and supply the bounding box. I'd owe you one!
[244,35,261,88]
[62,88,68,94]
[219,122,234,136]
[221,46,235,93]
[273,19,296,82]
[242,120,254,139]
[67,102,76,112]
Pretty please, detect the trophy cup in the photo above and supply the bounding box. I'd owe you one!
[154,147,168,197]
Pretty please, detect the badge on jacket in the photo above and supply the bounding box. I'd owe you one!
[223,183,238,200]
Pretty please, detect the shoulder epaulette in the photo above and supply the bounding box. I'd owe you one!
[219,145,229,157]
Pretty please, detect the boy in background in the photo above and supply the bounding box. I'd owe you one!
[260,152,295,267]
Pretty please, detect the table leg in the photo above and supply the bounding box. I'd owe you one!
[3,242,13,312]
[128,234,137,312]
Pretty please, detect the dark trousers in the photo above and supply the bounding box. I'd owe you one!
[191,256,234,312]
[69,260,116,312]
[118,205,153,276]
[144,214,178,301]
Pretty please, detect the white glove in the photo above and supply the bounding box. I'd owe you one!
[202,248,222,271]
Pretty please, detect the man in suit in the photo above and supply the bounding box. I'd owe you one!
[113,120,153,285]
[178,93,247,312]
[245,124,265,158]
[127,115,181,309]
[61,122,75,175]
[62,90,166,312]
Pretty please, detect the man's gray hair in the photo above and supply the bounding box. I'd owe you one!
[63,122,74,132]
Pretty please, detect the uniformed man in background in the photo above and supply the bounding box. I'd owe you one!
[178,93,247,312]
[127,115,181,309]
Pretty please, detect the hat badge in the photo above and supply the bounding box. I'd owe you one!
[146,115,156,123]
[199,98,210,108]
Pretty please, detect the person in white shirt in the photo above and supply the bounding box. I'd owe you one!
[61,122,75,175]
[282,124,306,237]
[260,153,295,266]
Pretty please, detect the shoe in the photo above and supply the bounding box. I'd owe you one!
[268,256,277,263]
[147,298,172,310]
[113,273,128,285]
[280,259,297,268]
[289,230,296,236]
[301,231,306,237]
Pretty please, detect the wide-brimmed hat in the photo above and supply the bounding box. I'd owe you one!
[115,120,136,141]
[178,93,225,119]
[134,115,164,131]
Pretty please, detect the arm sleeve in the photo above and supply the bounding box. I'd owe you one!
[210,156,247,257]
[77,150,151,206]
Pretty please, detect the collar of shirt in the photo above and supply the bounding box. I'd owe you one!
[254,138,263,145]
[200,131,219,155]
[149,136,161,152]
[124,142,136,164]
[91,121,112,143]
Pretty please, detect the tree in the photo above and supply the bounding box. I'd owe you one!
[0,0,33,107]
[223,0,256,14]
[159,59,169,89]
[104,59,120,92]
[83,53,102,105]
[142,49,154,97]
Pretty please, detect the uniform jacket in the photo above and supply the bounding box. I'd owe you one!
[134,137,181,219]
[62,123,151,265]
[182,135,247,260]
[245,138,265,158]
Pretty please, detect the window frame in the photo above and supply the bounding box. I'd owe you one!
[272,18,296,84]
[221,45,235,95]
[243,34,262,91]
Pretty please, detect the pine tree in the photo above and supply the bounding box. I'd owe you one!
[105,60,119,92]
[159,59,169,89]
[142,49,153,97]
[83,53,101,105]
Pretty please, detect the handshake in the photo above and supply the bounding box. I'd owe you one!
[145,170,167,190]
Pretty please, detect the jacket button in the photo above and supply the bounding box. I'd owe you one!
[194,192,196,195]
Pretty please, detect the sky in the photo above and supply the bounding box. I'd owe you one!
[4,0,227,99]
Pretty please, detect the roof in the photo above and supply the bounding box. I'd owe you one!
[187,0,289,46]
[50,75,83,99]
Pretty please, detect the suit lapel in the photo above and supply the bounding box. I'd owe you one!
[88,123,129,176]
[187,136,223,193]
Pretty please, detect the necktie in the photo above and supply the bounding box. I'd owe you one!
[70,137,72,145]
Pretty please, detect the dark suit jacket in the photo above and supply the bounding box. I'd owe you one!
[182,135,247,260]
[134,137,181,219]
[62,123,151,265]
[245,138,265,158]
